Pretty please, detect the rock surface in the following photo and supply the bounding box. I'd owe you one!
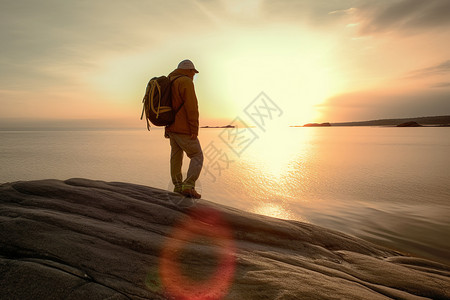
[0,178,449,299]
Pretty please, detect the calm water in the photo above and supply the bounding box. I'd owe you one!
[1,127,449,264]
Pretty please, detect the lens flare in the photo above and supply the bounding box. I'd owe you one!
[159,206,236,300]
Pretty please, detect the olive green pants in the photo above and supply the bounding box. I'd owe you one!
[168,132,203,190]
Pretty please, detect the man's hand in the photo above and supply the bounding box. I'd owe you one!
[190,134,197,140]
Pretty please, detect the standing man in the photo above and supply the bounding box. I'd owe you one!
[165,59,203,199]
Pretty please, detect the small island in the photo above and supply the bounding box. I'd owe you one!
[201,125,235,129]
[396,121,422,127]
[302,122,332,127]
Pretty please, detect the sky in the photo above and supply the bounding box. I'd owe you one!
[1,0,450,128]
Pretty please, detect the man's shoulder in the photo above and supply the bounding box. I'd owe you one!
[176,75,192,82]
[173,75,193,87]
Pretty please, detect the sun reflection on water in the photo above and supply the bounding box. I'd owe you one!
[252,202,294,220]
[236,127,316,220]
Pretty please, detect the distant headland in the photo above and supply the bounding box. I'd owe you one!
[292,115,450,127]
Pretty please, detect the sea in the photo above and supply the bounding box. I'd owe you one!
[1,127,449,265]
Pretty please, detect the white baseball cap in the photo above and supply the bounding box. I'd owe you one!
[177,59,199,73]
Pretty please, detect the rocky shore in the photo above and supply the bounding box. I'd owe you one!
[1,178,449,299]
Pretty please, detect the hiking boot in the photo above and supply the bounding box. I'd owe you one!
[181,188,201,199]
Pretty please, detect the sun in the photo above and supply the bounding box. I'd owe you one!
[197,25,342,125]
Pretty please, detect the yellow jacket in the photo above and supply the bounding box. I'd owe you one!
[165,69,199,136]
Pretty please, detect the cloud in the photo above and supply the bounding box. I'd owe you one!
[431,82,450,88]
[328,8,356,15]
[0,0,210,91]
[406,60,450,79]
[355,0,450,34]
[403,60,450,88]
[260,0,358,28]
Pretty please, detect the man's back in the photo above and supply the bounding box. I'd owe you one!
[166,69,199,136]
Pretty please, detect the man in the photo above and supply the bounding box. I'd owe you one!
[165,59,203,199]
